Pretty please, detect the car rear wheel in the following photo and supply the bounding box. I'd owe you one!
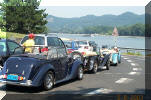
[91,62,98,74]
[43,71,54,90]
[118,55,121,64]
[106,60,110,70]
[77,65,84,80]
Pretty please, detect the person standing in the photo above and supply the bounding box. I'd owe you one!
[23,33,35,53]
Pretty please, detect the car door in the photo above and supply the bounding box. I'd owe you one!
[56,38,68,79]
[47,47,61,81]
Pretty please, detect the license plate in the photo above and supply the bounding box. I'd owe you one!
[7,75,18,81]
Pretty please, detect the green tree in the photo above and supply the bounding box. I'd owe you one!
[0,0,48,34]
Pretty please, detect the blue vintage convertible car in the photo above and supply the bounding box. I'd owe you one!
[111,51,121,65]
[101,46,121,66]
[0,36,84,90]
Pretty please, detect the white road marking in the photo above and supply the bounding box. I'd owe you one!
[87,88,113,95]
[127,60,132,62]
[115,78,133,84]
[0,91,6,100]
[128,72,137,75]
[0,83,6,100]
[101,66,107,69]
[133,68,138,71]
[131,63,136,66]
[128,72,141,75]
[124,58,128,60]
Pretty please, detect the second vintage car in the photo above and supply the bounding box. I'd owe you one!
[0,35,84,90]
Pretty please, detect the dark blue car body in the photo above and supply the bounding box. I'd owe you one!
[0,54,83,87]
[0,36,84,89]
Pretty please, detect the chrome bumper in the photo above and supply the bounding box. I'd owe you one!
[0,80,33,87]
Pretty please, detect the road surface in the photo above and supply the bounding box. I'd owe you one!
[0,55,146,99]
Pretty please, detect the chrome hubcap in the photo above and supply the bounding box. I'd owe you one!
[79,67,83,78]
[94,63,98,72]
[46,74,53,88]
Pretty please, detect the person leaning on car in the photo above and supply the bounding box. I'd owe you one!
[23,33,35,53]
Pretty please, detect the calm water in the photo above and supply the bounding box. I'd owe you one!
[57,34,145,49]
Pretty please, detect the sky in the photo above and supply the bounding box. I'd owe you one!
[0,0,149,18]
[39,6,145,18]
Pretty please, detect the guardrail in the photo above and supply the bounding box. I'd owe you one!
[118,47,151,51]
[117,47,148,56]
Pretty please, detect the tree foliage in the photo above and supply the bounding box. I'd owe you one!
[118,23,145,36]
[76,23,145,36]
[0,0,48,34]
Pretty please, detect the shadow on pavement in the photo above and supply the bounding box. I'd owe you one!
[5,79,80,93]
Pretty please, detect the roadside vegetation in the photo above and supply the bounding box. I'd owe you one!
[0,0,48,34]
[6,32,25,39]
[122,52,142,56]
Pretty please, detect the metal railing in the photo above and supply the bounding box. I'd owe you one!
[117,47,150,56]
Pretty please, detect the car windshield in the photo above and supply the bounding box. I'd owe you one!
[13,46,58,60]
[63,41,72,48]
[0,41,7,56]
[21,36,45,45]
[77,41,87,45]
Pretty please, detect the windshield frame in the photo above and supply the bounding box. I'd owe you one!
[0,41,7,56]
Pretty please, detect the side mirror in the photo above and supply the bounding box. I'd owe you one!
[13,47,24,55]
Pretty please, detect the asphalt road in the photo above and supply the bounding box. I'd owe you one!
[0,55,145,96]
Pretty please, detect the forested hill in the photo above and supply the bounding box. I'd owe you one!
[46,12,145,34]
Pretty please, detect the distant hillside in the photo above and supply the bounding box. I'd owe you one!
[46,12,145,33]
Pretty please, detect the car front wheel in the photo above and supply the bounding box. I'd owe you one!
[91,62,98,74]
[106,60,110,70]
[43,71,54,90]
[77,65,84,80]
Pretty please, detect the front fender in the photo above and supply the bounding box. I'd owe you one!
[32,63,55,86]
[68,60,83,79]
[112,53,118,64]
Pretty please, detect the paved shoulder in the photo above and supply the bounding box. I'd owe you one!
[0,83,6,100]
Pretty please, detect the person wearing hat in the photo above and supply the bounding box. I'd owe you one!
[113,46,118,52]
[23,33,35,53]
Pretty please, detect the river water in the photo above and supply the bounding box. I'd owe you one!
[57,34,145,49]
